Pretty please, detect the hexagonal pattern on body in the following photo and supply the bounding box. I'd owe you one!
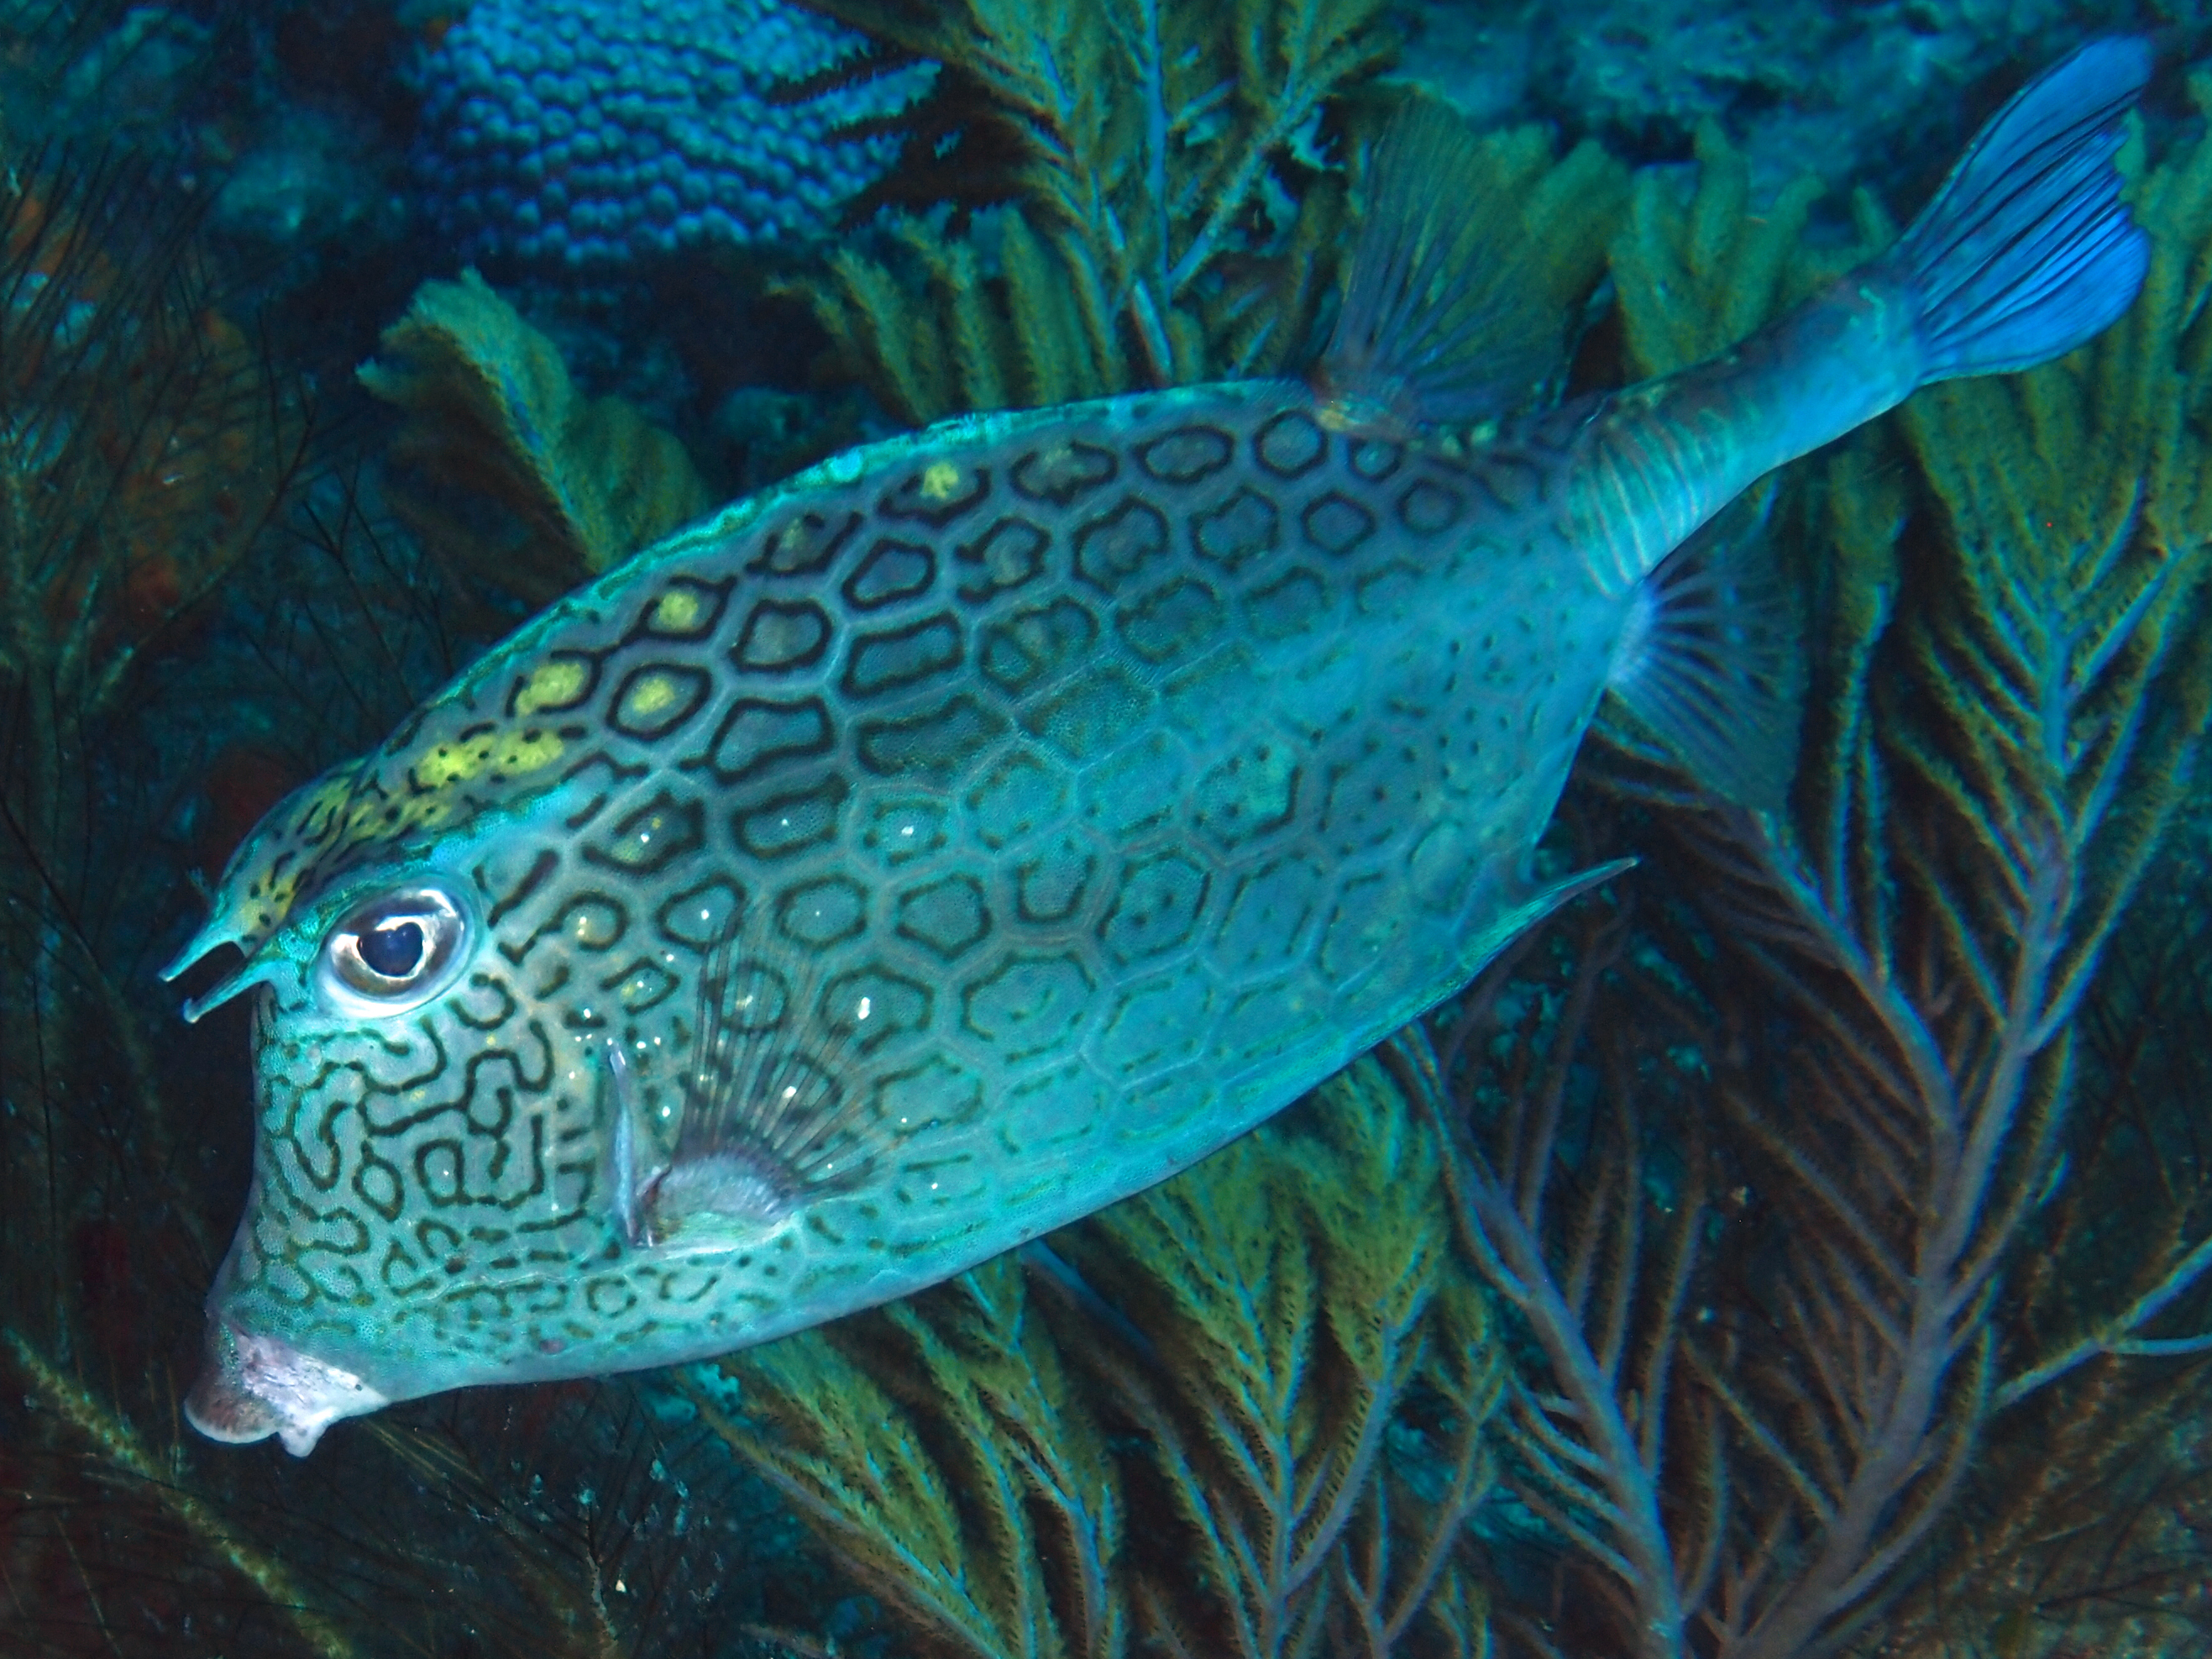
[173,377,1634,1447]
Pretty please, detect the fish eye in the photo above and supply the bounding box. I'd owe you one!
[315,885,471,1016]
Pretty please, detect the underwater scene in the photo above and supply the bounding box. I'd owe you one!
[7,0,2212,1654]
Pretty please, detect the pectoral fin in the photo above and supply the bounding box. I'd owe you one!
[1604,495,1804,809]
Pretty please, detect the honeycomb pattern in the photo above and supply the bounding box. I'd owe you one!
[196,380,1636,1413]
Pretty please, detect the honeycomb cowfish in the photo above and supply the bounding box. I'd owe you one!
[165,39,2152,1454]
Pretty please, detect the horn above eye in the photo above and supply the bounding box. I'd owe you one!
[316,885,472,1016]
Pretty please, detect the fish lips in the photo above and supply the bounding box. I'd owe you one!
[184,1314,390,1457]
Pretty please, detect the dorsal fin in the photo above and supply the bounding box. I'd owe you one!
[1311,99,1578,432]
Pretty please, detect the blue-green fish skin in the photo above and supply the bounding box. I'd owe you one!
[165,38,2152,1455]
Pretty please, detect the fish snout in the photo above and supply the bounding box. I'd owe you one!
[184,1315,389,1457]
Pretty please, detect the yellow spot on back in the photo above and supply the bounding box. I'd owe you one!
[515,659,589,716]
[413,736,495,788]
[1315,396,1385,435]
[495,728,564,774]
[652,588,702,633]
[624,673,679,718]
[920,461,962,501]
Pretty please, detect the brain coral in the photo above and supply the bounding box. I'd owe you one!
[412,0,936,270]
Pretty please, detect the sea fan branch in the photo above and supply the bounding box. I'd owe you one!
[1462,91,2212,1659]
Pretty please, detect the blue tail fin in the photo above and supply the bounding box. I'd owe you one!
[1891,37,2152,381]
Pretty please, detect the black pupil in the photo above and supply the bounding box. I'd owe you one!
[359,919,426,979]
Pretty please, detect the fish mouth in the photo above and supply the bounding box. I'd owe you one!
[184,1315,390,1457]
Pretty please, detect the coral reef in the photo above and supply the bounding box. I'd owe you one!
[0,139,333,1657]
[0,234,834,1659]
[1864,881,2212,1656]
[670,39,2212,1659]
[1416,78,2212,1659]
[0,2,217,148]
[810,100,1626,423]
[691,1057,1500,1658]
[0,64,829,1656]
[0,142,309,937]
[359,267,714,602]
[1393,0,2151,205]
[411,0,938,270]
[789,0,1407,420]
[4,5,2212,1656]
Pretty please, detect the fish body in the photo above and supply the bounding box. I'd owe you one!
[166,39,2153,1454]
